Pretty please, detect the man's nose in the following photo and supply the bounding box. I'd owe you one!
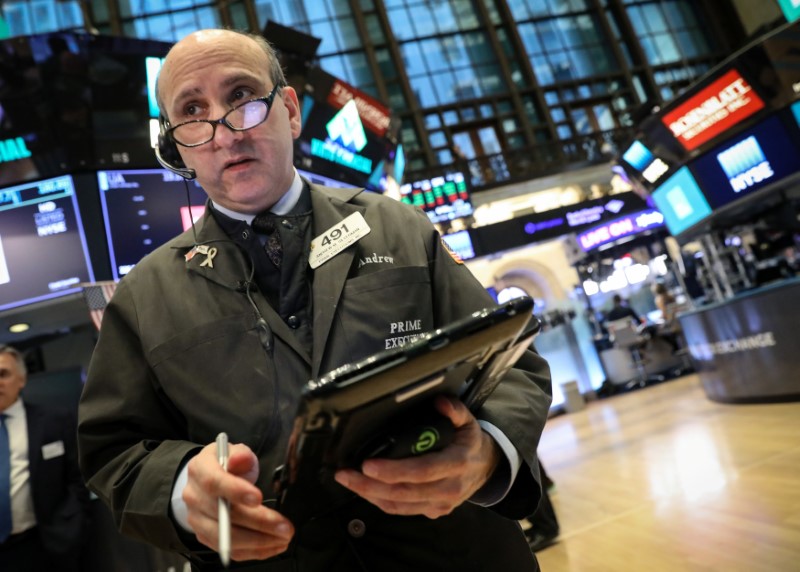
[212,120,244,147]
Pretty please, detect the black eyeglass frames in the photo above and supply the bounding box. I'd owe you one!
[167,83,284,147]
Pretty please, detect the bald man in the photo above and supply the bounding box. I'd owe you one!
[78,29,552,572]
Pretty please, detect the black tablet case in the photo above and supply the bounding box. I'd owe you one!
[273,296,539,524]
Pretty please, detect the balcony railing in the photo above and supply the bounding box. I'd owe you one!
[406,127,634,193]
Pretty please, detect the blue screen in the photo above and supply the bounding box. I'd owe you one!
[651,167,712,236]
[622,141,655,172]
[690,115,799,209]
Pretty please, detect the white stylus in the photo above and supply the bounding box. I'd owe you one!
[216,432,231,567]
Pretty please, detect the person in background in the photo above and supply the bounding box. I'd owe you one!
[0,345,90,572]
[78,29,553,571]
[651,283,682,353]
[519,458,559,552]
[604,294,643,325]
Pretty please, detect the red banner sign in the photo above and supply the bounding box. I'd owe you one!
[662,69,764,151]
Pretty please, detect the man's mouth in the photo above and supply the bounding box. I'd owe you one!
[224,157,253,170]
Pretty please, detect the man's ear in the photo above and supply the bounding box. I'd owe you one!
[282,86,303,139]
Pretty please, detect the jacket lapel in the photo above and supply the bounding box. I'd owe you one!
[309,186,366,377]
[24,403,43,480]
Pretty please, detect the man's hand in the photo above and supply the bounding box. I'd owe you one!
[183,442,294,562]
[333,395,502,519]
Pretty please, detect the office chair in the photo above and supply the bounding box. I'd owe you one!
[606,319,654,389]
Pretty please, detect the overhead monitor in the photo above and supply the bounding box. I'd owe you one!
[620,140,670,185]
[690,114,800,209]
[661,68,765,152]
[651,167,713,237]
[295,67,396,191]
[399,171,473,224]
[0,174,95,311]
[97,168,207,280]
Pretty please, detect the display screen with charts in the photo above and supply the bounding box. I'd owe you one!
[273,297,540,524]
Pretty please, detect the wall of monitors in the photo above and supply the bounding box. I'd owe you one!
[97,168,207,280]
[0,174,95,311]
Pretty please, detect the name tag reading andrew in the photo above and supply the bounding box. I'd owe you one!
[309,212,370,269]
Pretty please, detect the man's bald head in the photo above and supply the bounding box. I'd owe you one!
[156,29,287,122]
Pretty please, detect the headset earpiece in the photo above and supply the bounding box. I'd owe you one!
[154,114,197,180]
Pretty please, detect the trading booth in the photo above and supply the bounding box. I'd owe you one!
[616,19,800,403]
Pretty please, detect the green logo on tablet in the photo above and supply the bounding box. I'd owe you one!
[412,428,439,454]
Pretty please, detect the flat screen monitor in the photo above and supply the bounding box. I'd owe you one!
[295,68,395,190]
[690,114,800,209]
[651,166,713,237]
[441,230,476,261]
[399,171,473,224]
[660,68,765,152]
[98,168,207,280]
[0,174,95,311]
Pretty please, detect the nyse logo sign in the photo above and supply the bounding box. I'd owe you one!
[716,136,774,193]
[311,99,373,174]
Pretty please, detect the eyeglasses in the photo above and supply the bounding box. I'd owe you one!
[167,83,284,147]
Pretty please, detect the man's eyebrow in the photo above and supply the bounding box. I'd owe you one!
[171,73,266,109]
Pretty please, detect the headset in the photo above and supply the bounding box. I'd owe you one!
[155,114,197,180]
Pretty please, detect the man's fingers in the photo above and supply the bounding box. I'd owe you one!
[189,501,294,560]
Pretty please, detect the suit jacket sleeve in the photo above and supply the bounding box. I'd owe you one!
[418,209,553,518]
[77,277,203,553]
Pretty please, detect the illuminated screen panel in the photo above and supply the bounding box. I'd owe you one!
[98,168,208,280]
[399,172,473,224]
[295,68,394,190]
[620,140,670,185]
[576,209,665,252]
[690,115,799,209]
[661,69,765,152]
[0,175,95,311]
[651,167,713,236]
[441,230,475,261]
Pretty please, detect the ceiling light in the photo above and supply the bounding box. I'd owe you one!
[8,323,30,333]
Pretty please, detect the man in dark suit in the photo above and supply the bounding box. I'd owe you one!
[0,344,90,571]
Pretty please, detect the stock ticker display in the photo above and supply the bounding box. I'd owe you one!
[399,171,473,224]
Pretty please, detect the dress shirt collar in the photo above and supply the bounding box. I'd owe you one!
[211,169,303,224]
[1,397,24,417]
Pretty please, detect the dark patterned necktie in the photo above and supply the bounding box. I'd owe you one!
[252,214,283,269]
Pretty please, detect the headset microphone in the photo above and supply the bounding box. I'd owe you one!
[155,141,196,180]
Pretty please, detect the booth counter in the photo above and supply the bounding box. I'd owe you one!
[679,278,800,403]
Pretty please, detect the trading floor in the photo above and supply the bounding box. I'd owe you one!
[536,375,800,572]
